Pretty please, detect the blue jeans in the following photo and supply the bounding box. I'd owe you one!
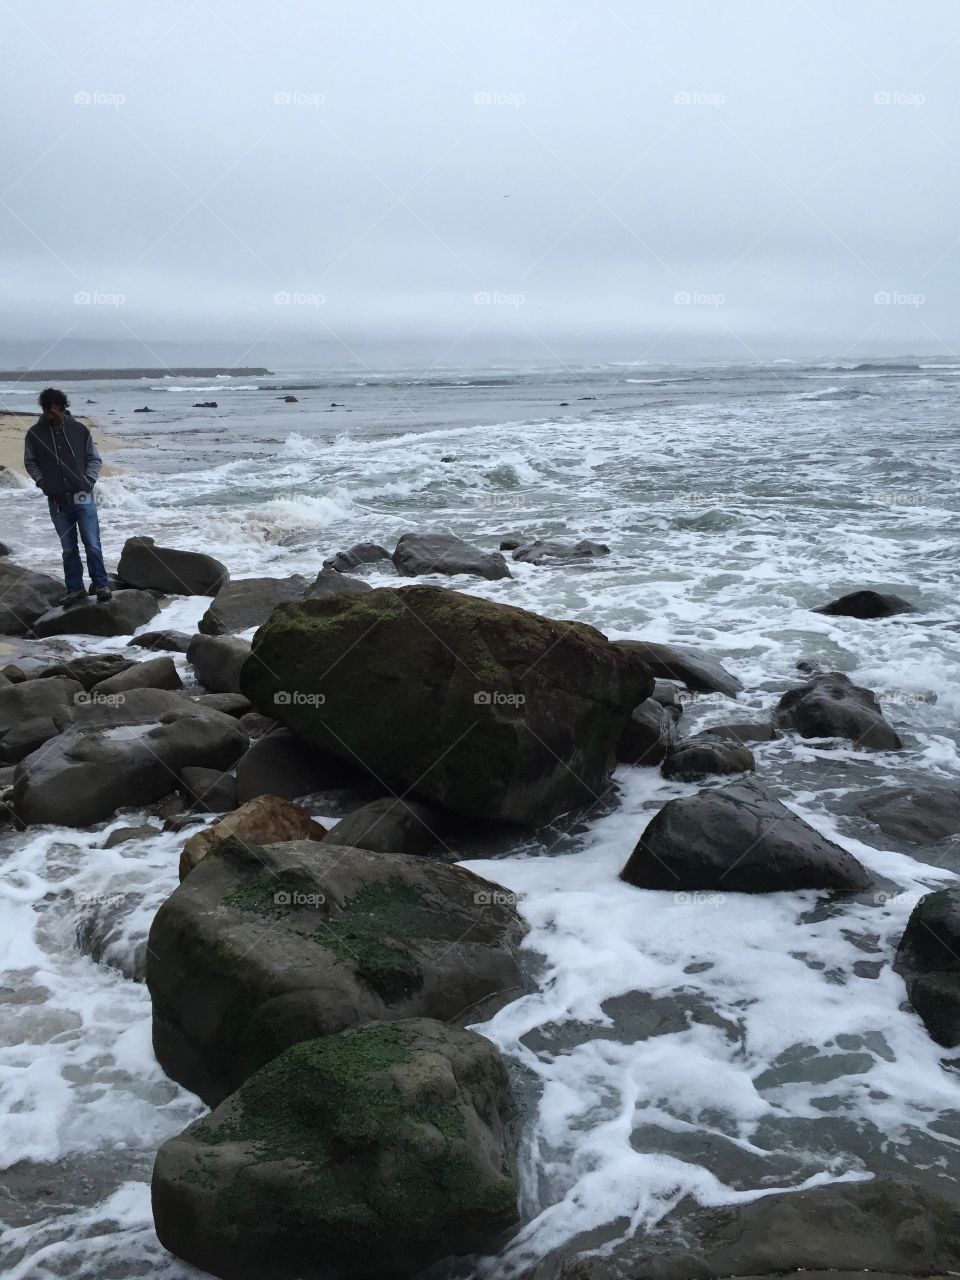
[50,497,109,592]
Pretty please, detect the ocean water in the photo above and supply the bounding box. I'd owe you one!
[2,359,960,1277]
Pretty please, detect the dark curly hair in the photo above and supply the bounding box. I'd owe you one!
[38,387,70,413]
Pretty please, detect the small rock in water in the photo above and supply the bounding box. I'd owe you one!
[133,405,153,413]
[774,671,902,750]
[392,532,511,581]
[660,731,755,781]
[322,542,393,574]
[813,588,918,619]
[280,394,298,402]
[178,793,326,880]
[615,639,743,698]
[512,538,610,565]
[440,454,456,462]
[853,783,960,846]
[192,400,218,408]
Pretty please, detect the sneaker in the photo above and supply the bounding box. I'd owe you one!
[58,589,87,608]
[95,586,113,603]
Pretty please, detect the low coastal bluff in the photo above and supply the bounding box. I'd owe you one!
[0,529,956,1279]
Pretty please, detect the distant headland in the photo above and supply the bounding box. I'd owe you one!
[0,368,272,382]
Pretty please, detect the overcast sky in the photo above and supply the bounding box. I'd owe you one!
[3,1,959,363]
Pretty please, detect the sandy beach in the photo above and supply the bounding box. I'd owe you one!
[0,411,121,477]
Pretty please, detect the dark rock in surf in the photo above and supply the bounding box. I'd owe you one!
[392,532,511,581]
[102,824,159,849]
[512,539,610,564]
[0,542,10,556]
[117,536,228,596]
[621,778,870,894]
[895,887,960,1047]
[615,640,743,698]
[146,836,527,1104]
[327,796,453,857]
[323,542,393,574]
[0,561,64,635]
[303,568,372,599]
[134,406,153,412]
[814,589,918,619]
[853,783,960,846]
[660,732,755,782]
[151,1019,519,1280]
[616,697,678,766]
[32,590,160,639]
[187,633,250,694]
[198,575,311,636]
[774,671,902,750]
[128,630,193,654]
[240,585,653,827]
[193,400,217,408]
[525,1177,960,1280]
[280,395,298,402]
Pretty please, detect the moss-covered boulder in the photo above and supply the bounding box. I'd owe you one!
[895,886,960,1046]
[240,585,653,828]
[147,836,527,1105]
[152,1018,519,1280]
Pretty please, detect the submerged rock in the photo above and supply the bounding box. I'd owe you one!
[198,575,311,636]
[660,732,755,782]
[814,588,917,618]
[526,1177,960,1279]
[615,640,743,697]
[511,539,610,564]
[117,536,228,596]
[895,887,960,1047]
[774,671,902,750]
[178,794,327,880]
[152,1018,519,1280]
[241,585,653,827]
[0,561,63,635]
[32,590,160,639]
[147,837,527,1105]
[853,783,960,846]
[621,778,870,894]
[392,532,511,581]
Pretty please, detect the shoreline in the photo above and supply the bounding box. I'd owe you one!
[0,412,123,478]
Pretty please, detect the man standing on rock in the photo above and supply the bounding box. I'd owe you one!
[23,388,112,607]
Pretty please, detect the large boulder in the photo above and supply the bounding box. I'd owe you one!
[32,590,160,638]
[327,796,451,857]
[13,691,247,826]
[895,887,960,1046]
[234,728,364,802]
[147,837,527,1104]
[198,575,310,635]
[178,794,327,880]
[814,588,917,619]
[240,586,654,827]
[0,561,63,635]
[152,1019,519,1280]
[621,778,870,893]
[117,536,228,596]
[0,676,83,763]
[90,656,182,697]
[660,731,755,782]
[392,532,510,581]
[616,697,678,766]
[774,671,902,750]
[187,633,250,694]
[526,1178,960,1280]
[614,640,743,697]
[853,783,960,846]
